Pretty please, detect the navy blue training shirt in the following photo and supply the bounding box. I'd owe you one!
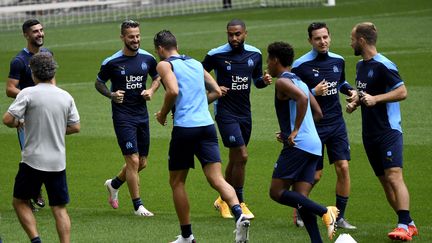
[202,43,265,118]
[355,53,404,137]
[9,48,52,90]
[97,49,159,120]
[292,49,353,126]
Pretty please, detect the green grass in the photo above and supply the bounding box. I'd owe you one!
[1,0,432,242]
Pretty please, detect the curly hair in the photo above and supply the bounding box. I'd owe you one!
[267,41,294,67]
[29,52,57,82]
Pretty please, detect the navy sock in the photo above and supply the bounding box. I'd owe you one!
[180,224,192,238]
[234,187,244,203]
[231,204,242,221]
[279,190,327,216]
[111,176,124,190]
[298,209,323,243]
[30,236,42,243]
[397,210,412,226]
[336,194,348,220]
[132,198,143,211]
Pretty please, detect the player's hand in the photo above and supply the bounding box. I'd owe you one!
[275,131,284,143]
[155,111,167,126]
[16,118,24,129]
[220,86,229,96]
[346,89,358,103]
[314,79,328,96]
[111,90,125,103]
[287,130,298,147]
[346,102,358,113]
[360,91,377,107]
[263,70,272,85]
[141,89,154,101]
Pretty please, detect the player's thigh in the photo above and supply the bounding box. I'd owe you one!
[113,120,139,155]
[13,163,43,200]
[216,118,245,148]
[379,132,403,171]
[196,125,221,167]
[136,120,150,157]
[44,169,69,206]
[272,146,318,185]
[238,117,252,146]
[168,127,197,171]
[321,123,351,164]
[363,138,385,176]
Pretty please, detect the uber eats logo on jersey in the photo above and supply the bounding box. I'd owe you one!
[322,81,338,96]
[125,75,144,89]
[231,76,249,90]
[356,80,367,90]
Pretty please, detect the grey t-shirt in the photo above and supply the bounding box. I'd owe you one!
[8,83,80,172]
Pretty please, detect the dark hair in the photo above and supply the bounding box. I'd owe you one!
[307,22,329,39]
[267,41,294,67]
[153,30,177,50]
[354,22,378,45]
[121,20,139,35]
[22,19,41,33]
[227,19,246,30]
[29,52,57,82]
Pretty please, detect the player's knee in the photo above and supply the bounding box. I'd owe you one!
[207,176,224,190]
[314,170,322,184]
[169,177,185,189]
[269,187,283,202]
[230,147,248,164]
[240,152,248,163]
[385,167,403,182]
[335,161,350,175]
[138,159,147,171]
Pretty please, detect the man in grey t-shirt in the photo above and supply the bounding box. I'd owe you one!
[3,52,80,243]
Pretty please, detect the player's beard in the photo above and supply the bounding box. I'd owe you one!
[353,44,362,56]
[125,41,140,52]
[31,37,44,47]
[229,40,245,52]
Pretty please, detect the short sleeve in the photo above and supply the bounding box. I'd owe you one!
[7,90,28,119]
[9,58,24,80]
[67,97,80,125]
[97,62,111,83]
[382,65,404,90]
[148,56,159,79]
[201,54,214,72]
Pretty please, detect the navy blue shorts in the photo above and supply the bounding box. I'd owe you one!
[316,122,351,170]
[168,125,221,171]
[215,116,251,148]
[17,126,25,151]
[113,118,150,156]
[14,163,69,206]
[272,146,319,184]
[363,130,403,176]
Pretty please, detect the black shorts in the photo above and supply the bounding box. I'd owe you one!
[14,163,69,206]
[316,122,351,170]
[168,125,221,171]
[363,130,403,176]
[272,146,319,184]
[113,118,150,156]
[216,115,251,148]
